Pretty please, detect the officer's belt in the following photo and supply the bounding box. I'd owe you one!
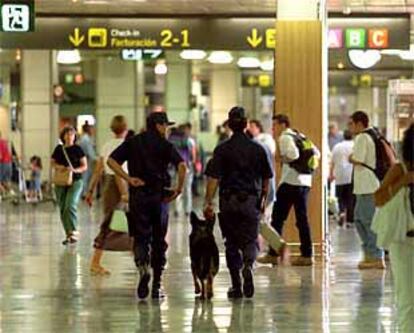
[221,189,258,202]
[136,185,163,194]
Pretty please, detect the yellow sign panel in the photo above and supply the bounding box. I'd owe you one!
[247,28,276,49]
[259,75,271,88]
[88,28,107,48]
[247,29,263,48]
[247,75,258,86]
[266,28,276,48]
[68,28,85,47]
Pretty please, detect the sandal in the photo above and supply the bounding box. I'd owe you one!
[90,265,111,276]
[62,234,78,245]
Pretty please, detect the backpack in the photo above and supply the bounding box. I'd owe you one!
[361,128,397,181]
[287,131,320,175]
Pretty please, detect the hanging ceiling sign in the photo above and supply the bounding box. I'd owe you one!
[120,49,164,61]
[0,0,34,32]
[0,16,409,50]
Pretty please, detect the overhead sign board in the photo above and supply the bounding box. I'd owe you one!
[0,16,409,50]
[0,0,34,32]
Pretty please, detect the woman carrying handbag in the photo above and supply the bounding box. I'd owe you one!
[51,126,87,245]
[372,124,414,332]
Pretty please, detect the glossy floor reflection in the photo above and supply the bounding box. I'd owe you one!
[0,202,396,332]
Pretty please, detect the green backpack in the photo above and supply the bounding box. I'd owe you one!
[287,131,320,175]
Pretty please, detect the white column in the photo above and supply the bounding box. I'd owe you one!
[95,58,135,150]
[21,50,57,180]
[135,60,146,131]
[210,66,240,130]
[0,65,11,139]
[165,52,191,124]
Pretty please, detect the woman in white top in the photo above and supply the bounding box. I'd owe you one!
[373,124,414,332]
[85,115,131,275]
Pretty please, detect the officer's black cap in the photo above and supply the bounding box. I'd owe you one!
[147,112,175,126]
[228,106,246,121]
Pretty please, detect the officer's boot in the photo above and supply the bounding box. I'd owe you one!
[242,264,254,298]
[151,268,165,299]
[137,264,151,299]
[227,269,243,299]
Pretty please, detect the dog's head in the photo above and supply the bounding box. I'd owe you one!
[190,212,215,236]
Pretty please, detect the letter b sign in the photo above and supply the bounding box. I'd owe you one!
[346,29,366,48]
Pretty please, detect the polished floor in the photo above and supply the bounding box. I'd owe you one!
[0,200,397,333]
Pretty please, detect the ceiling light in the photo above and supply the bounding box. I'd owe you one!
[260,59,274,71]
[154,62,167,75]
[348,50,381,70]
[180,50,207,60]
[381,45,414,61]
[237,57,260,69]
[381,49,401,56]
[57,50,81,64]
[337,62,345,70]
[207,51,233,64]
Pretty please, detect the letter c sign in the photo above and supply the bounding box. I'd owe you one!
[368,29,389,49]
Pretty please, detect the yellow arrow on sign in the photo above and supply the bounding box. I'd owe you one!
[247,29,263,48]
[69,28,85,47]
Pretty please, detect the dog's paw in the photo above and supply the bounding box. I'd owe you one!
[207,291,214,299]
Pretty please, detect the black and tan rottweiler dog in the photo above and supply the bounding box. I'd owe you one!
[189,212,219,299]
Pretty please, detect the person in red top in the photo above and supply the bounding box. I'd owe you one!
[0,131,12,195]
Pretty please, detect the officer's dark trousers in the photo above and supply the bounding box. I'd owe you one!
[129,190,169,271]
[271,183,313,258]
[219,194,260,271]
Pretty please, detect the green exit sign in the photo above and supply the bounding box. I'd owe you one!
[0,0,34,32]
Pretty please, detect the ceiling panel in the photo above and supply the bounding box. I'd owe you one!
[34,0,414,16]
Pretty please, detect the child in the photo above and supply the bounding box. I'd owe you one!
[28,156,42,201]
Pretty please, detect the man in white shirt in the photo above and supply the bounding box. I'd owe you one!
[349,111,385,269]
[258,114,320,266]
[330,130,354,227]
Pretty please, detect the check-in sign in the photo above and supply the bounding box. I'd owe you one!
[0,0,34,32]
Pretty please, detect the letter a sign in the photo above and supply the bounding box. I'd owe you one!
[0,0,34,32]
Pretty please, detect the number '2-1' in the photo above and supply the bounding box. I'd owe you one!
[160,29,190,47]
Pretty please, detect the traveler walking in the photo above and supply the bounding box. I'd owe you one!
[258,114,320,266]
[28,155,42,201]
[204,106,274,298]
[85,115,130,275]
[169,124,194,217]
[372,124,414,332]
[328,121,343,151]
[0,131,12,196]
[108,112,186,299]
[330,130,355,227]
[51,126,87,245]
[78,123,97,197]
[349,111,385,269]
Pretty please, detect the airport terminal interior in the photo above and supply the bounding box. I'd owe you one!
[1,0,414,332]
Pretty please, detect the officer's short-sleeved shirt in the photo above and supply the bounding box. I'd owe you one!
[110,130,183,191]
[206,132,273,197]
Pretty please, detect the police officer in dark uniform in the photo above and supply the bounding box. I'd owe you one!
[108,112,186,299]
[204,106,273,298]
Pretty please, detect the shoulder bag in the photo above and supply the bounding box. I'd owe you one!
[52,145,74,186]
